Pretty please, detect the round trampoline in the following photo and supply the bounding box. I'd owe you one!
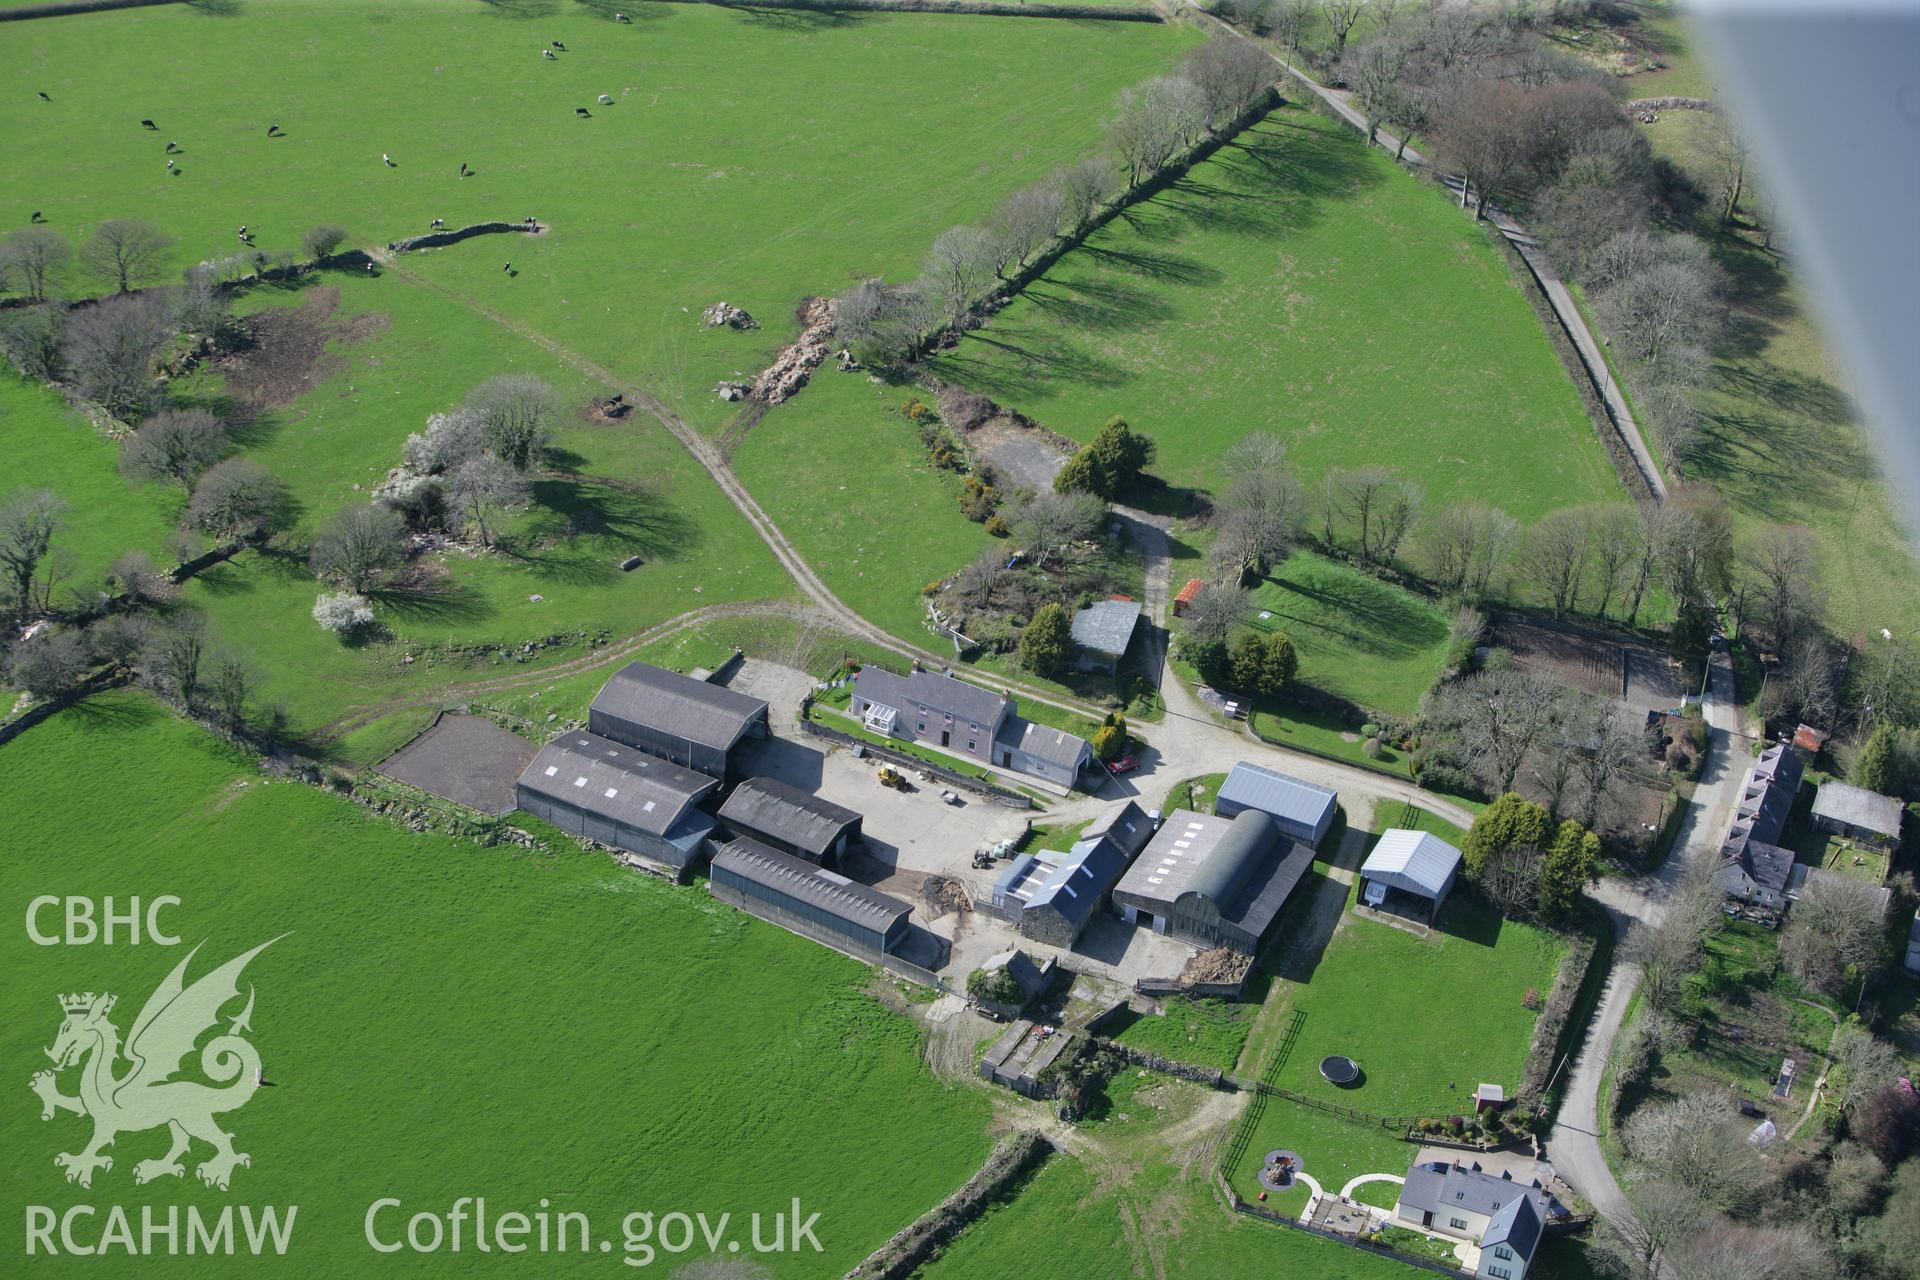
[1319,1055,1361,1086]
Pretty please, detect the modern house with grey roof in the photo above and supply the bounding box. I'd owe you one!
[1714,742,1804,918]
[850,664,1090,788]
[718,777,862,867]
[1359,829,1463,923]
[1395,1159,1555,1280]
[589,660,769,780]
[1069,599,1142,674]
[1215,761,1338,847]
[709,837,911,960]
[1112,809,1315,954]
[1811,779,1904,849]
[516,731,720,871]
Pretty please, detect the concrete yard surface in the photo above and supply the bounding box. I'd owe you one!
[377,713,538,815]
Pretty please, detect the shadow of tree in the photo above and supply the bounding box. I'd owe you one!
[367,576,494,624]
[503,476,701,583]
[476,0,562,15]
[66,690,164,730]
[1023,277,1175,332]
[1255,568,1447,662]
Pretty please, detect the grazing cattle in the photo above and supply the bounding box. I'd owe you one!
[365,263,375,275]
[37,91,51,101]
[31,211,45,223]
[542,49,556,60]
[598,94,614,105]
[166,141,180,153]
[267,123,281,136]
[237,225,248,238]
[616,11,630,21]
[575,107,591,117]
[459,163,470,176]
[552,40,567,50]
[503,262,511,273]
[165,159,175,171]
[382,152,393,166]
[140,118,157,130]
[430,218,445,229]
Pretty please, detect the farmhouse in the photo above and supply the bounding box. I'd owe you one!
[1069,598,1142,674]
[1394,1159,1554,1280]
[1358,829,1463,924]
[1714,742,1804,917]
[1111,809,1315,954]
[992,802,1155,947]
[1810,780,1903,849]
[718,777,862,867]
[1214,761,1338,847]
[850,664,1090,787]
[589,660,769,780]
[708,837,911,960]
[516,732,720,870]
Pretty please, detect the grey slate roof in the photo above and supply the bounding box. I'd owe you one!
[1481,1193,1543,1261]
[853,665,1009,730]
[711,837,911,935]
[519,731,719,835]
[1083,800,1156,858]
[1362,829,1464,898]
[1025,833,1131,929]
[1217,762,1338,831]
[1716,743,1807,908]
[719,777,860,858]
[1116,810,1307,940]
[1116,810,1234,906]
[1397,1160,1551,1233]
[1070,599,1142,659]
[994,715,1091,770]
[1811,780,1904,837]
[592,661,768,751]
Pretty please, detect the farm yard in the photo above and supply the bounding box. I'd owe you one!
[927,106,1624,519]
[0,693,995,1277]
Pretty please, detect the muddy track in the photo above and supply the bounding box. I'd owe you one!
[366,251,1113,728]
[312,599,819,744]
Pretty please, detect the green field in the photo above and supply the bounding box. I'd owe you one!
[929,107,1623,520]
[1244,551,1449,715]
[3,0,1197,434]
[912,1150,1408,1280]
[1111,996,1252,1073]
[0,693,993,1276]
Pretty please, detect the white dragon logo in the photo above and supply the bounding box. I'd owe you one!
[29,938,279,1191]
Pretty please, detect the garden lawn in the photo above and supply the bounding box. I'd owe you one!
[912,1151,1407,1280]
[1245,551,1449,715]
[733,373,996,648]
[1112,996,1255,1073]
[1,0,1196,434]
[1226,1098,1413,1219]
[929,107,1623,521]
[0,693,993,1277]
[1268,878,1565,1118]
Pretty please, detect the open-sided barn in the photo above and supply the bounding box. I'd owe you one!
[718,777,862,867]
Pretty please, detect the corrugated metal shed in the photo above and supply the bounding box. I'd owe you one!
[710,838,910,938]
[719,777,861,861]
[518,731,718,835]
[1361,829,1463,900]
[590,661,768,752]
[1215,762,1338,845]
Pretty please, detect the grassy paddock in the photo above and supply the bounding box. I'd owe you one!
[929,107,1623,520]
[0,694,994,1277]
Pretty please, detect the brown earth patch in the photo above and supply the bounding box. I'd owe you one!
[214,287,388,410]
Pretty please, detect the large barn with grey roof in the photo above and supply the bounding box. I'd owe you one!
[516,731,720,870]
[589,660,769,780]
[992,801,1156,947]
[1215,761,1338,847]
[1112,809,1315,954]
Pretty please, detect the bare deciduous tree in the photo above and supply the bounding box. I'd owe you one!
[1179,37,1275,128]
[1623,1091,1763,1213]
[463,374,556,471]
[141,613,207,708]
[1,226,71,302]
[1417,502,1516,599]
[310,503,408,593]
[1014,491,1105,567]
[1624,866,1721,1015]
[1318,0,1368,58]
[1341,33,1411,145]
[1573,700,1648,830]
[187,459,291,542]
[1587,503,1644,621]
[81,219,172,294]
[1744,524,1822,652]
[992,182,1065,274]
[1184,583,1251,644]
[1108,75,1207,187]
[1595,1177,1703,1280]
[1211,435,1301,582]
[1516,505,1593,615]
[0,487,66,624]
[1653,486,1734,612]
[8,627,89,699]
[1828,1025,1903,1113]
[1375,478,1422,566]
[1781,875,1889,1001]
[1331,466,1396,564]
[122,407,226,487]
[1592,233,1727,369]
[62,291,171,420]
[1429,667,1570,795]
[1057,157,1120,234]
[953,547,1006,609]
[921,225,1001,327]
[448,454,530,550]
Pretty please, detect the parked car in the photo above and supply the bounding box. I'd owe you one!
[1109,755,1139,774]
